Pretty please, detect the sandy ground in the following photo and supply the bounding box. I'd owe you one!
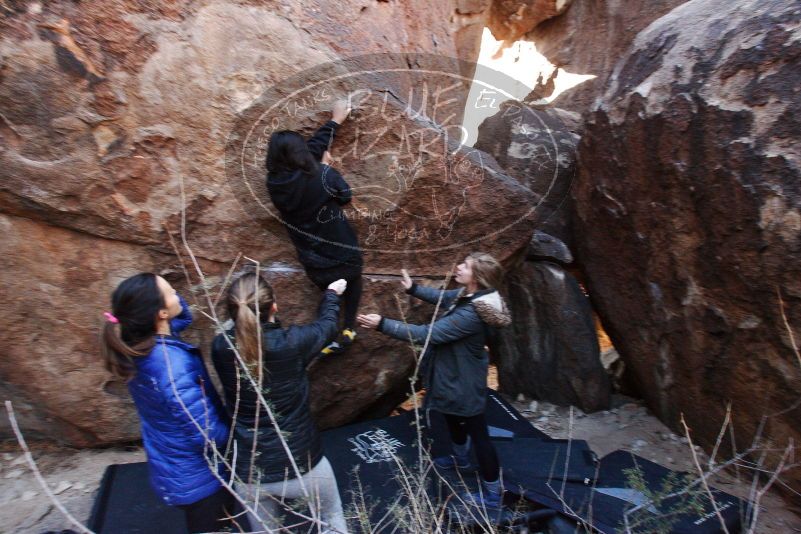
[1,394,799,533]
[0,444,146,533]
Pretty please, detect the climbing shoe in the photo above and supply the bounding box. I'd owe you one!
[321,328,357,356]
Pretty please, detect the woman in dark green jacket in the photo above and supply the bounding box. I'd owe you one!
[357,252,511,509]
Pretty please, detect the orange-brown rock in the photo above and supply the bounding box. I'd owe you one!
[227,61,537,275]
[0,213,450,444]
[527,0,687,113]
[486,0,572,43]
[0,2,538,445]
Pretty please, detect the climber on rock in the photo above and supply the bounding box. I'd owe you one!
[357,253,512,511]
[266,99,362,357]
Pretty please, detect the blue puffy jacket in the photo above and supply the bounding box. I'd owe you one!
[127,297,230,506]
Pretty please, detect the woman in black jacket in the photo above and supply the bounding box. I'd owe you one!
[211,272,349,533]
[267,100,362,357]
[357,253,511,509]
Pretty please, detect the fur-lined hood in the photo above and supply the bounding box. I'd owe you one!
[471,290,511,328]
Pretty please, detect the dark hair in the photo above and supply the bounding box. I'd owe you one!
[101,273,164,380]
[226,272,275,367]
[266,130,319,174]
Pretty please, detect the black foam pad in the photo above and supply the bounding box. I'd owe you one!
[508,449,751,534]
[496,437,598,486]
[88,390,548,533]
[88,462,186,533]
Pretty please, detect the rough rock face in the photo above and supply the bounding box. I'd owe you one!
[0,2,537,445]
[474,101,606,411]
[228,67,537,274]
[474,101,579,246]
[0,212,437,444]
[573,0,801,486]
[485,0,573,43]
[250,269,433,431]
[527,230,572,264]
[453,0,492,80]
[495,260,610,413]
[0,214,146,445]
[451,0,574,58]
[527,0,688,113]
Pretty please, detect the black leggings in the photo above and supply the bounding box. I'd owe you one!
[443,412,500,482]
[305,263,363,330]
[178,486,236,533]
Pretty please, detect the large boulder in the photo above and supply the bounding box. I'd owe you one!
[527,0,688,114]
[496,260,610,412]
[527,230,573,264]
[0,2,537,445]
[474,101,580,246]
[485,0,573,43]
[573,0,801,486]
[227,62,537,275]
[474,101,604,410]
[0,214,146,445]
[0,213,437,444]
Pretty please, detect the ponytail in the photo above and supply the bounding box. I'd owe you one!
[101,321,148,380]
[233,301,262,367]
[226,272,275,368]
[100,273,163,381]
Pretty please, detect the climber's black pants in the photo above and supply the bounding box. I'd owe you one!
[305,262,363,330]
[443,412,501,482]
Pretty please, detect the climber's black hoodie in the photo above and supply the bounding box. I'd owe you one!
[267,120,362,269]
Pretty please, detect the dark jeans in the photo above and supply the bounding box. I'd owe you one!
[305,262,363,330]
[443,412,501,482]
[178,486,236,533]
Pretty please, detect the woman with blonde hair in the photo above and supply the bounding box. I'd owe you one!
[211,271,349,533]
[358,252,511,509]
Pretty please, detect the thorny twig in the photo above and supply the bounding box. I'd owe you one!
[4,401,94,534]
[681,413,730,534]
[777,287,801,370]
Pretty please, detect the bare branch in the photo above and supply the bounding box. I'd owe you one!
[4,401,94,534]
[777,287,801,370]
[680,413,730,534]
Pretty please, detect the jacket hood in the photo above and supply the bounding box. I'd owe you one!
[267,169,307,214]
[471,290,511,328]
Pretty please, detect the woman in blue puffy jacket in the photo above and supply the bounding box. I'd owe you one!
[101,273,233,533]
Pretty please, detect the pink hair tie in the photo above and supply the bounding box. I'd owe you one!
[104,312,119,324]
